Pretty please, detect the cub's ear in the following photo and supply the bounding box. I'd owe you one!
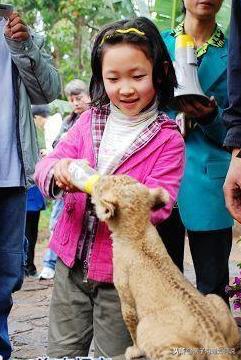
[149,187,170,210]
[95,197,117,222]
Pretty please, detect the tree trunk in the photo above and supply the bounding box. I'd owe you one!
[74,16,84,75]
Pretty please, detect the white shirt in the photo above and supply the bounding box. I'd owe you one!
[98,102,158,175]
[44,113,62,153]
[0,18,22,186]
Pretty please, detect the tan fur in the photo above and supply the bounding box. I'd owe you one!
[92,175,241,360]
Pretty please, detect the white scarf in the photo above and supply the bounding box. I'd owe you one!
[97,101,158,175]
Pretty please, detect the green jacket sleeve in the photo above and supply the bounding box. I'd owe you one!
[197,106,228,146]
[5,33,60,104]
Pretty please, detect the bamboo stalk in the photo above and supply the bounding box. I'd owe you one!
[171,0,178,29]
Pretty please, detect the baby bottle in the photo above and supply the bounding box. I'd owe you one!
[68,159,100,194]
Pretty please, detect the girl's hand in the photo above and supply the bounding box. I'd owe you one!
[177,96,217,122]
[53,159,79,193]
[4,12,29,41]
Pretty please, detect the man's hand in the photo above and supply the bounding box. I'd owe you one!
[39,149,47,158]
[223,149,241,223]
[53,158,79,193]
[4,12,29,41]
[177,95,217,121]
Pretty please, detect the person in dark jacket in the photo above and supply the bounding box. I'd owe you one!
[0,10,60,360]
[223,0,241,223]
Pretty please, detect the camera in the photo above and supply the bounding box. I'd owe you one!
[0,4,13,18]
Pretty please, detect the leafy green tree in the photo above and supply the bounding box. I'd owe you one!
[217,0,231,34]
[150,0,183,30]
[11,0,231,94]
[12,0,135,91]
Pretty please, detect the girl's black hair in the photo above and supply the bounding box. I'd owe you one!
[89,16,177,110]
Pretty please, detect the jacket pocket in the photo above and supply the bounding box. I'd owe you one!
[206,161,229,179]
[56,195,76,246]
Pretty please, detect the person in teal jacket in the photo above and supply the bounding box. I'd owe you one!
[157,0,233,303]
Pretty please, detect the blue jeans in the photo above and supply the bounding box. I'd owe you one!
[43,248,57,270]
[0,187,26,360]
[43,199,64,270]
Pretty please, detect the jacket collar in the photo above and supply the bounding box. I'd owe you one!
[198,42,227,93]
[91,104,176,173]
[171,22,225,58]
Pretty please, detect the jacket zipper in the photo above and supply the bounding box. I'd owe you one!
[80,130,99,283]
[30,58,49,103]
[80,198,98,283]
[12,63,26,184]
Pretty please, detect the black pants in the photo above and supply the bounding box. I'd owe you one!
[157,207,232,303]
[156,206,185,272]
[0,187,26,359]
[25,211,40,273]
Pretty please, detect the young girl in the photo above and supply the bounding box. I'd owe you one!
[34,17,185,359]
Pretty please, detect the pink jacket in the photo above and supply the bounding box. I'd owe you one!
[34,108,185,282]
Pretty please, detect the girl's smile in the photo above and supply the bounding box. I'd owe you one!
[102,43,156,116]
[120,98,139,109]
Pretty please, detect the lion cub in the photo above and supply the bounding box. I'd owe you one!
[92,175,240,360]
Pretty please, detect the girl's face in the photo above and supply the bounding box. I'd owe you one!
[183,0,223,19]
[102,43,156,116]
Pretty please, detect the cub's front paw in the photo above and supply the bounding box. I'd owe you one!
[125,345,145,360]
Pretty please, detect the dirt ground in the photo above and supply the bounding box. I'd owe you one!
[8,230,241,360]
[9,240,52,360]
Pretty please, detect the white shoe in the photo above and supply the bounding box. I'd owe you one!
[39,267,55,280]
